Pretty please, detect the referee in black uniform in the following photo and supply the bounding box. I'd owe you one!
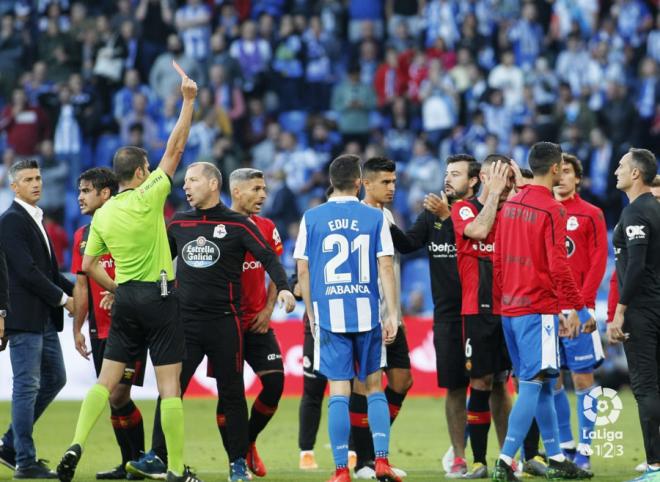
[609,147,660,476]
[128,161,294,482]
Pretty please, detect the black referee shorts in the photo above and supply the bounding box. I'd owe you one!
[462,314,511,379]
[385,325,411,370]
[244,328,284,373]
[91,337,146,386]
[434,317,469,390]
[105,281,185,367]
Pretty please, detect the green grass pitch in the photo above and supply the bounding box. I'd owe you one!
[0,391,646,481]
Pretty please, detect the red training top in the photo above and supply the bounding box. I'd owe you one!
[558,194,608,309]
[71,225,115,339]
[240,215,283,330]
[494,184,585,317]
[607,270,618,323]
[452,198,501,315]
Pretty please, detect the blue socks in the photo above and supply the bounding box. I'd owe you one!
[501,380,542,458]
[367,393,390,458]
[328,395,350,468]
[554,387,574,446]
[537,380,562,458]
[576,385,596,453]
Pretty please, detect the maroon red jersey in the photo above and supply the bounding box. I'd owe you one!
[494,185,586,316]
[71,225,115,339]
[452,198,501,315]
[558,194,607,310]
[240,215,283,330]
[607,270,618,323]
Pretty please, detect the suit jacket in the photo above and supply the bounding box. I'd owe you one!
[0,201,73,333]
[0,242,7,311]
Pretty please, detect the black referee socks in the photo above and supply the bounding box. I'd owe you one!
[249,372,284,442]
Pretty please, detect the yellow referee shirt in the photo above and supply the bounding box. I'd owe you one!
[85,167,174,283]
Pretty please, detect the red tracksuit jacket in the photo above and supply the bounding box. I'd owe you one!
[494,184,586,317]
[558,194,608,310]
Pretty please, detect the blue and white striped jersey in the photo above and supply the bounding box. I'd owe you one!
[293,196,394,333]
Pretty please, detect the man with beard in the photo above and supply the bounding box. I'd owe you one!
[451,156,514,479]
[389,154,510,477]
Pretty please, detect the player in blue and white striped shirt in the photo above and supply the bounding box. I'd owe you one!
[294,155,403,482]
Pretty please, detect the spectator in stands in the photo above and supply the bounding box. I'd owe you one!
[357,39,379,86]
[252,121,281,173]
[193,86,232,137]
[560,124,591,163]
[272,14,305,111]
[583,127,620,225]
[511,126,537,168]
[634,56,658,149]
[347,0,384,43]
[229,19,271,94]
[554,82,596,142]
[426,37,456,71]
[208,33,242,86]
[330,63,376,148]
[488,49,524,108]
[612,0,653,47]
[402,48,429,104]
[388,19,416,53]
[113,68,157,123]
[302,16,334,113]
[480,88,512,152]
[175,0,211,61]
[119,93,158,150]
[216,2,240,39]
[118,19,145,79]
[37,140,67,221]
[508,2,544,70]
[241,96,271,147]
[556,34,591,95]
[111,0,137,32]
[37,18,77,83]
[374,47,405,108]
[68,3,93,44]
[22,62,55,107]
[424,0,459,49]
[647,12,660,62]
[601,81,636,147]
[0,13,24,96]
[135,0,174,77]
[386,0,422,38]
[419,59,457,149]
[0,87,51,157]
[404,137,443,215]
[188,110,222,162]
[208,63,245,124]
[149,33,202,100]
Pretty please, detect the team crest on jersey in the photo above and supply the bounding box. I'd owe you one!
[182,236,220,268]
[565,236,576,257]
[567,216,579,231]
[213,224,227,239]
[459,206,475,221]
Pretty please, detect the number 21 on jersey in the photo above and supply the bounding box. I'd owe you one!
[322,233,370,284]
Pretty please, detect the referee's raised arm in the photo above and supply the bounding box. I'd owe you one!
[159,68,198,179]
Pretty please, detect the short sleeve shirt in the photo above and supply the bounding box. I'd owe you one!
[85,168,173,283]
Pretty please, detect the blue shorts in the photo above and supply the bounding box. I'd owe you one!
[559,309,605,373]
[314,325,386,381]
[502,314,560,381]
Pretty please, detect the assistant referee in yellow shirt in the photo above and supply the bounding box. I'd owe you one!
[56,69,200,482]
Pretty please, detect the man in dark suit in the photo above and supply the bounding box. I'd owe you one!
[0,241,7,350]
[0,159,74,478]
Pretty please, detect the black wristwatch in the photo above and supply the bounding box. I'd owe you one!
[0,310,6,317]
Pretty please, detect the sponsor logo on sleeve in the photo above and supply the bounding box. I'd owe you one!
[459,206,475,221]
[625,225,646,241]
[272,227,282,245]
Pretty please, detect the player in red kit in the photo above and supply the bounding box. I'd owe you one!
[451,156,514,479]
[492,142,595,482]
[71,168,146,480]
[222,168,285,477]
[551,154,607,470]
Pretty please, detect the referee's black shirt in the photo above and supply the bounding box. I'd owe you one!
[390,210,462,321]
[168,203,290,319]
[613,192,660,307]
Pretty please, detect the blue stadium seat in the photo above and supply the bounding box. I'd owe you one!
[278,110,308,137]
[94,134,121,167]
[401,258,433,315]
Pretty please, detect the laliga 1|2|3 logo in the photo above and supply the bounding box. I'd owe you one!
[582,386,625,458]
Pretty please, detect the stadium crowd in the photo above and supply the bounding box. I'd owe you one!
[0,0,658,284]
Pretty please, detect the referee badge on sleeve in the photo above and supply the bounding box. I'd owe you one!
[213,224,227,239]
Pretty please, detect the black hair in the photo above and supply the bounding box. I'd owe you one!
[447,153,481,193]
[561,153,584,179]
[112,146,148,183]
[363,157,395,177]
[78,167,119,196]
[329,154,361,192]
[629,148,657,186]
[528,142,562,176]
